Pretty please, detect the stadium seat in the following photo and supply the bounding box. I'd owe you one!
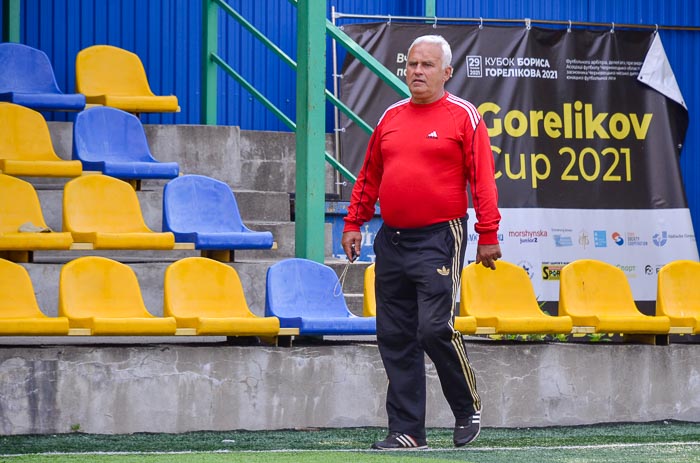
[0,258,70,335]
[363,262,477,333]
[75,45,179,113]
[162,175,274,251]
[363,263,376,317]
[0,102,83,177]
[59,256,177,335]
[164,257,280,336]
[0,43,86,111]
[559,259,670,334]
[265,258,376,335]
[461,261,573,334]
[73,106,179,180]
[63,175,175,249]
[656,260,700,334]
[0,174,73,252]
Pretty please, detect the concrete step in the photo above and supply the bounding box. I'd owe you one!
[36,188,291,233]
[30,222,333,262]
[45,122,337,195]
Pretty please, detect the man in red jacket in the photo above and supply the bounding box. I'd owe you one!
[341,34,502,450]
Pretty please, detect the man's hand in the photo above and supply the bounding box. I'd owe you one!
[341,231,362,262]
[475,243,502,270]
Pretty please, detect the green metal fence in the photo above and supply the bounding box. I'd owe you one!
[201,0,409,262]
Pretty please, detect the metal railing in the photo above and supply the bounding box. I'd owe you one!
[201,0,409,261]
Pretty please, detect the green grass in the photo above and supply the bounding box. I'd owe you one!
[1,422,699,463]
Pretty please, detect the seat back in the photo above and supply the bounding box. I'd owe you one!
[59,256,151,319]
[0,43,61,94]
[0,258,44,318]
[265,258,352,319]
[0,174,49,233]
[164,257,253,318]
[63,175,151,233]
[73,106,155,163]
[363,263,376,317]
[76,45,154,97]
[657,260,700,319]
[0,102,60,161]
[559,259,639,317]
[163,175,246,233]
[461,261,543,317]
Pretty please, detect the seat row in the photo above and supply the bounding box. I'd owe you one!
[0,101,177,181]
[0,173,273,260]
[0,256,375,340]
[365,259,700,337]
[0,42,177,113]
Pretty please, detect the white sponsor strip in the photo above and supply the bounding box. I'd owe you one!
[466,207,698,301]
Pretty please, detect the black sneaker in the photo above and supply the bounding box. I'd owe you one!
[371,432,428,450]
[454,410,481,447]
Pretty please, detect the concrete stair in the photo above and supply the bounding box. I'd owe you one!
[18,122,363,320]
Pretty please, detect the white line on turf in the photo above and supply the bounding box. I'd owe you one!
[1,441,700,457]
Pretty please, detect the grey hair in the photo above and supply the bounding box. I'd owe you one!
[408,35,452,69]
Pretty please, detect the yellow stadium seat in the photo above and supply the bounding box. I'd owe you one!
[59,256,177,335]
[656,260,700,334]
[63,175,175,249]
[0,174,73,252]
[461,261,572,334]
[559,259,670,334]
[365,262,476,333]
[363,264,376,317]
[0,258,70,335]
[164,257,279,336]
[0,102,82,177]
[76,45,179,113]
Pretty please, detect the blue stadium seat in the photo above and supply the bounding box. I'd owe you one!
[265,258,377,335]
[73,106,179,180]
[0,43,85,111]
[162,175,273,250]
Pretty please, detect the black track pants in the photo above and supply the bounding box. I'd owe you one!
[374,217,480,439]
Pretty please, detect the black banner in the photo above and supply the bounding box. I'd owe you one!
[339,23,689,209]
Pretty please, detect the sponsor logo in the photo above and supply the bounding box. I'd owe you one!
[611,232,624,246]
[593,230,607,248]
[615,264,636,277]
[553,234,573,247]
[668,233,696,240]
[509,229,547,244]
[518,260,535,279]
[625,232,648,247]
[542,262,567,281]
[578,230,590,249]
[653,231,668,247]
[466,55,483,78]
[437,266,450,276]
[644,265,654,276]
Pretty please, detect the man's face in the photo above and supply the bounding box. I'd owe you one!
[405,42,452,104]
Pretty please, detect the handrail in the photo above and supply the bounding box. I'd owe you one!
[203,0,407,182]
[211,52,357,183]
[212,0,376,137]
[202,0,408,262]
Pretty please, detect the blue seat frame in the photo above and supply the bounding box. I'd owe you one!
[0,43,85,111]
[72,106,179,179]
[265,258,376,335]
[162,174,273,250]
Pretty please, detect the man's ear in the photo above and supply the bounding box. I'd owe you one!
[444,66,453,81]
